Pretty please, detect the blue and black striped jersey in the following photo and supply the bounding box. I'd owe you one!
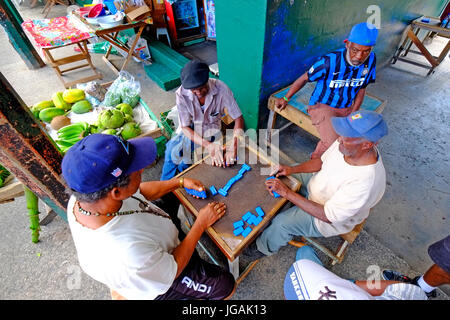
[307,48,376,109]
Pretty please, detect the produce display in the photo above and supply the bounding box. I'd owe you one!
[0,164,11,188]
[29,74,152,155]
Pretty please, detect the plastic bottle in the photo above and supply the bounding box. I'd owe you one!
[441,14,449,28]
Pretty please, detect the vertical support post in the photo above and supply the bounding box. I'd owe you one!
[24,186,40,243]
[0,72,69,221]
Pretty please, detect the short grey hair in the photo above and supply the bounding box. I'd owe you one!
[63,174,131,203]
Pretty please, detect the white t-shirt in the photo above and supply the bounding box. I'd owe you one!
[67,193,180,300]
[284,260,428,300]
[307,140,386,237]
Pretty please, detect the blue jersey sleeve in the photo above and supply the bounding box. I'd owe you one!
[307,57,328,82]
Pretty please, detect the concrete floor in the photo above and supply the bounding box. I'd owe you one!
[0,2,448,300]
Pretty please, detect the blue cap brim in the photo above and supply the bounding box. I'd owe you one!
[124,137,157,175]
[331,117,362,138]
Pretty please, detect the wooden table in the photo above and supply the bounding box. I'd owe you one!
[173,144,301,279]
[391,16,450,76]
[70,12,150,77]
[42,39,103,89]
[266,82,387,144]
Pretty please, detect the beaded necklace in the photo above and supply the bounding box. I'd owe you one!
[76,196,171,220]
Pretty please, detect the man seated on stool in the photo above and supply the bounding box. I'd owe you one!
[274,22,378,159]
[62,134,235,300]
[161,60,244,180]
[244,110,388,259]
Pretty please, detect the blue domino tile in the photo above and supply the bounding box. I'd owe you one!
[247,214,256,225]
[233,220,244,229]
[218,189,228,197]
[209,186,217,196]
[233,227,244,236]
[255,206,265,217]
[185,188,207,199]
[242,211,253,221]
[241,227,252,237]
[252,216,263,226]
[265,176,280,198]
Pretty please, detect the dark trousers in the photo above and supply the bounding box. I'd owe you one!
[152,193,235,300]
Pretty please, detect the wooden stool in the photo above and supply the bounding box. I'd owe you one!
[42,39,102,89]
[289,220,367,265]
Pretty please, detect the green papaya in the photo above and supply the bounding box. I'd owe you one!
[62,89,85,103]
[52,92,71,111]
[32,100,54,112]
[72,100,92,114]
[30,100,54,118]
[39,107,66,123]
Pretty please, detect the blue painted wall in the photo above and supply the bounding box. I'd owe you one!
[259,0,447,124]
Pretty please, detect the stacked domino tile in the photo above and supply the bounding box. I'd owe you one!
[233,206,265,237]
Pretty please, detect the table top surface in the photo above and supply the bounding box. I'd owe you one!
[173,146,301,260]
[412,16,450,37]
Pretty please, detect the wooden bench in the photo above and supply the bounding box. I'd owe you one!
[266,82,387,144]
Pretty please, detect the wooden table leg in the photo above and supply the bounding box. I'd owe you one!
[120,24,146,71]
[228,257,239,280]
[266,109,277,145]
[407,27,439,67]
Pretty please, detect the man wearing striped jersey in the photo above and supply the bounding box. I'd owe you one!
[276,22,378,159]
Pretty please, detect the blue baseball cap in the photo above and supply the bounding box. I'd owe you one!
[62,134,157,194]
[348,22,378,46]
[331,110,388,142]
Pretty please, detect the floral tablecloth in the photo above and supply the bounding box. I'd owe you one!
[21,16,95,48]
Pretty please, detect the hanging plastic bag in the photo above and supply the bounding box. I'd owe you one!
[118,72,141,108]
[102,71,141,108]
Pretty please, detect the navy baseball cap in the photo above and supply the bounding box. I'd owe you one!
[331,110,388,142]
[62,134,157,194]
[181,60,210,89]
[348,22,378,46]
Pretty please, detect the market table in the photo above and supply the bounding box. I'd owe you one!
[173,143,301,280]
[21,16,103,89]
[69,11,151,77]
[266,82,386,144]
[391,16,450,76]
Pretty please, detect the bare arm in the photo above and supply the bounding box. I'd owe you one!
[172,202,226,277]
[351,88,366,112]
[275,72,309,110]
[139,178,205,200]
[266,178,330,223]
[224,115,244,166]
[181,126,211,148]
[272,158,323,177]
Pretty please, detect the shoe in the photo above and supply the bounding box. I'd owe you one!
[411,276,437,299]
[382,269,413,283]
[242,241,266,262]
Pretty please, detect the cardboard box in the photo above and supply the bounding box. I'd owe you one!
[125,5,151,22]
